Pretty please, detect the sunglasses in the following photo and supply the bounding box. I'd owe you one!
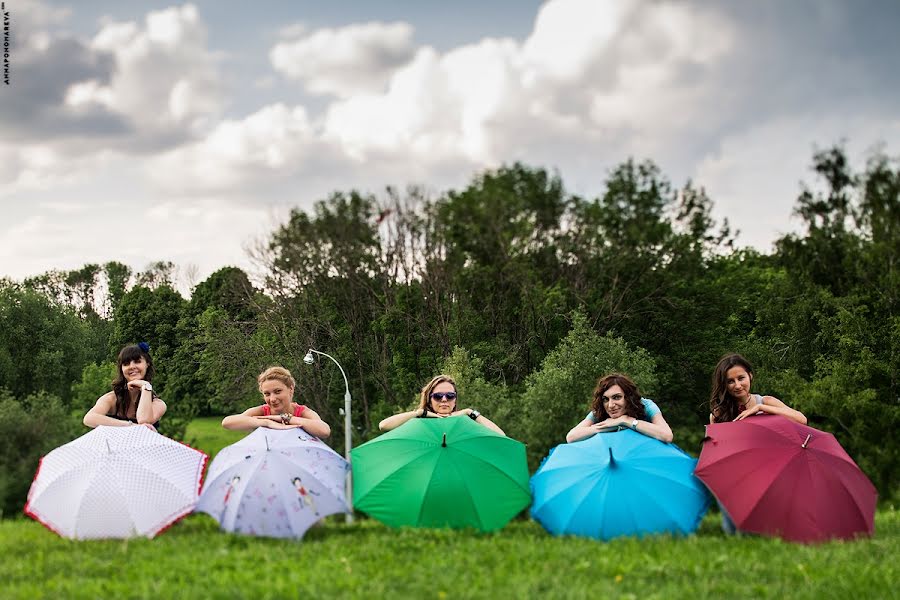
[601,393,625,403]
[430,392,457,402]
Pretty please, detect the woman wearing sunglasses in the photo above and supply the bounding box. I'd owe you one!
[378,374,505,435]
[565,373,673,443]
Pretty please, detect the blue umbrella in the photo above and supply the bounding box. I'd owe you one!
[530,429,709,540]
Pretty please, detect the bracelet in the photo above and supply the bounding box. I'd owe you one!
[281,412,292,425]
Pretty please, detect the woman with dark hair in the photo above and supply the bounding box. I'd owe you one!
[709,353,806,425]
[83,343,167,430]
[378,374,505,435]
[708,353,806,534]
[566,373,673,443]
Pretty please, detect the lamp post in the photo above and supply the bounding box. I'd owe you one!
[303,348,353,523]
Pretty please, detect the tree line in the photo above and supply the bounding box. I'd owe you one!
[1,144,897,516]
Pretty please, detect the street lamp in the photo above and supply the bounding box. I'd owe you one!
[303,348,353,523]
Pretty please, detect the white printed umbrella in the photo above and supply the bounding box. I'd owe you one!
[25,425,208,539]
[196,427,350,538]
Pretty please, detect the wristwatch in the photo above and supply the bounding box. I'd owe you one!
[281,412,292,425]
[631,419,639,430]
[469,410,481,421]
[142,383,153,392]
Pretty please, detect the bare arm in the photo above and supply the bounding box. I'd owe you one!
[567,418,602,443]
[452,409,505,436]
[84,393,127,428]
[735,396,807,425]
[379,408,426,432]
[290,407,331,439]
[222,405,271,431]
[632,412,674,443]
[128,380,167,425]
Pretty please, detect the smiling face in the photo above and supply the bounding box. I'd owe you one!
[428,381,457,415]
[260,378,294,414]
[601,384,627,419]
[120,355,148,382]
[725,365,753,404]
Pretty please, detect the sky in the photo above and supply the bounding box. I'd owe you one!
[1,0,898,292]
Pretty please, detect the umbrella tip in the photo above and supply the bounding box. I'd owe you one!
[608,447,615,466]
[802,434,811,449]
[442,432,447,448]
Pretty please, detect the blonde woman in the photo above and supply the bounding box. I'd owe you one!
[222,366,330,438]
[378,375,504,435]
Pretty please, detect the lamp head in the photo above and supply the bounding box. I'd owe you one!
[303,350,314,365]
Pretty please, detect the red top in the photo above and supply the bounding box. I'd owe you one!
[261,403,307,417]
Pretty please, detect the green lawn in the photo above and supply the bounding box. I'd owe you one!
[3,418,896,599]
[184,416,247,459]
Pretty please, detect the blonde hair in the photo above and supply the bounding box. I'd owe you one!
[417,375,457,412]
[257,366,296,390]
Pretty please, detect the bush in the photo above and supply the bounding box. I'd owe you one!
[70,361,116,416]
[0,390,82,517]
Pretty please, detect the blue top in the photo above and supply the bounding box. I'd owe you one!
[586,398,661,422]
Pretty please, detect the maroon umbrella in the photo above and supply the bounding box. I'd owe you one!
[694,414,876,543]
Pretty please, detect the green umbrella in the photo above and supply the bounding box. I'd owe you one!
[351,416,531,531]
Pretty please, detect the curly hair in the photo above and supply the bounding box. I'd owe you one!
[591,373,646,422]
[709,353,754,423]
[417,375,457,413]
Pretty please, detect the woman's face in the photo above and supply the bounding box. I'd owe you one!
[120,356,148,382]
[725,366,752,403]
[601,384,627,418]
[260,379,294,413]
[429,381,457,415]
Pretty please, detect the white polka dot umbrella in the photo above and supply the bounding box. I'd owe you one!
[25,425,208,539]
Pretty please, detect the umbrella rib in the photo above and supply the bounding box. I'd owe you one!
[448,443,531,495]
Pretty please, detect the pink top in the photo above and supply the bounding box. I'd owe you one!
[261,403,307,417]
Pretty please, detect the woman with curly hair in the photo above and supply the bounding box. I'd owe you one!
[566,373,673,443]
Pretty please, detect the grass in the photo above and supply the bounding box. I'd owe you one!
[2,512,898,599]
[3,418,897,599]
[184,416,247,459]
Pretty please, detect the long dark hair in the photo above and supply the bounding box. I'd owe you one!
[710,353,754,423]
[111,344,155,419]
[591,373,646,421]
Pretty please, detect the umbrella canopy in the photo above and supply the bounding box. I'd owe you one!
[531,429,709,541]
[694,414,877,543]
[196,427,349,538]
[351,417,530,532]
[24,425,208,539]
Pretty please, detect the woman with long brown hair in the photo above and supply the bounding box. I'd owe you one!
[708,354,806,425]
[566,373,673,443]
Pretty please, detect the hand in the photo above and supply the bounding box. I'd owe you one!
[450,408,473,417]
[140,423,157,432]
[257,414,285,422]
[595,417,627,430]
[734,405,765,421]
[127,380,150,390]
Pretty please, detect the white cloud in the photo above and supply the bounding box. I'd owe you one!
[74,4,222,134]
[270,21,416,97]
